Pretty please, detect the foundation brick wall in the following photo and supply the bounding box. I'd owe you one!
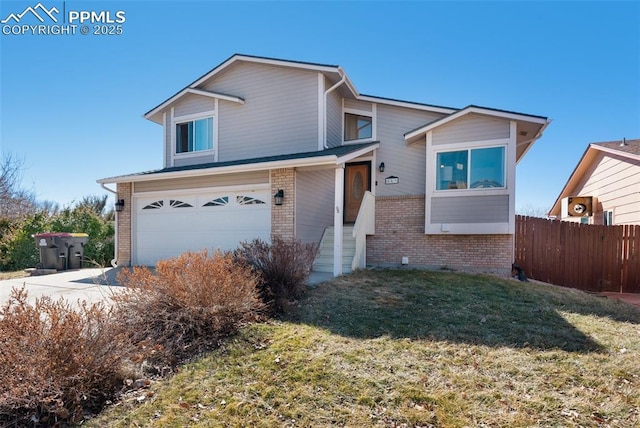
[367,195,513,275]
[116,182,132,266]
[271,168,295,240]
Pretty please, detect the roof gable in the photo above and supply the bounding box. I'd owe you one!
[404,105,550,163]
[548,138,640,216]
[144,54,351,123]
[592,138,640,160]
[405,105,548,141]
[144,54,463,124]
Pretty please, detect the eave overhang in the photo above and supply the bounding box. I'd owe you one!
[405,105,548,141]
[404,105,550,163]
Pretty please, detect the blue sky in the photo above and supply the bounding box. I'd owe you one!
[1,1,638,214]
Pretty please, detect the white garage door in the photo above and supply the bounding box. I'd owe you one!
[134,189,271,266]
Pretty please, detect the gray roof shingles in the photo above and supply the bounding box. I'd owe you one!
[593,138,640,157]
[119,142,378,180]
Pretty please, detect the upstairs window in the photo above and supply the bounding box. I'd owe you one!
[344,113,372,141]
[436,146,505,190]
[176,117,213,154]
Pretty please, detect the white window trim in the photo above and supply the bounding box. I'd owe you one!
[433,143,508,196]
[425,124,517,235]
[342,102,377,144]
[171,109,217,162]
[603,209,614,226]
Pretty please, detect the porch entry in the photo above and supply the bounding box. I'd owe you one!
[344,162,371,223]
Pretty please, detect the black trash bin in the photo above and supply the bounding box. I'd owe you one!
[33,232,73,271]
[67,233,89,269]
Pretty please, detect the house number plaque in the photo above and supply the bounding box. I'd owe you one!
[385,176,399,185]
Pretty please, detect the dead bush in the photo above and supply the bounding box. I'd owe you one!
[113,250,263,370]
[237,237,317,315]
[0,287,127,427]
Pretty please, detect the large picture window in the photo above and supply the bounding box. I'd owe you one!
[176,117,213,154]
[436,146,505,190]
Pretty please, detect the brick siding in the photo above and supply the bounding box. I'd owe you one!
[116,182,132,266]
[271,168,295,240]
[367,195,513,275]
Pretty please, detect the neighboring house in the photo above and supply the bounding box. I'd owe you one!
[97,54,549,276]
[548,138,640,225]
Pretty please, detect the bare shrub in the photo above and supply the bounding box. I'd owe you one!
[237,237,317,315]
[0,287,127,426]
[113,250,263,370]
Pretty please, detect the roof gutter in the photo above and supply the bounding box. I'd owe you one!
[323,71,347,149]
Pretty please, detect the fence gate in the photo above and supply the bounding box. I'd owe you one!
[515,216,640,293]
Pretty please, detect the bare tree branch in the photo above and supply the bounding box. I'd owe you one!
[0,152,38,219]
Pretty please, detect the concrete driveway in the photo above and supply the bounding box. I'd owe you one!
[0,268,124,307]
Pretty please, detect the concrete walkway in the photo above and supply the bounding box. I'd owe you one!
[0,267,334,308]
[308,271,333,287]
[599,292,640,308]
[0,268,124,307]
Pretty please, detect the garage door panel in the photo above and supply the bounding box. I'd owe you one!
[134,190,270,265]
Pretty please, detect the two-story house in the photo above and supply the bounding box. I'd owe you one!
[97,54,550,276]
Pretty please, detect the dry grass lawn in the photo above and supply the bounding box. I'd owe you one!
[88,269,640,427]
[0,270,29,281]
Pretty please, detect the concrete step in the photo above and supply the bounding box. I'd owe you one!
[316,247,355,256]
[320,239,356,248]
[312,262,352,274]
[314,254,354,265]
[313,225,356,275]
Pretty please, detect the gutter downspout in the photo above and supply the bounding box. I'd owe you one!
[100,183,118,268]
[323,73,346,149]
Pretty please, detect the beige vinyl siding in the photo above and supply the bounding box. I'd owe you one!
[431,195,509,223]
[173,94,216,117]
[344,98,372,112]
[202,62,318,161]
[614,201,640,225]
[574,152,640,225]
[375,104,443,197]
[173,154,216,168]
[432,113,510,145]
[326,82,342,148]
[295,169,334,243]
[133,171,269,193]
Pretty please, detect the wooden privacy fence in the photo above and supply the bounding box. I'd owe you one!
[515,215,640,293]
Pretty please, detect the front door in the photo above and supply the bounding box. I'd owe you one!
[344,162,371,223]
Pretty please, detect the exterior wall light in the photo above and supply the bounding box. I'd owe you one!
[274,189,284,206]
[115,199,125,212]
[379,162,385,173]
